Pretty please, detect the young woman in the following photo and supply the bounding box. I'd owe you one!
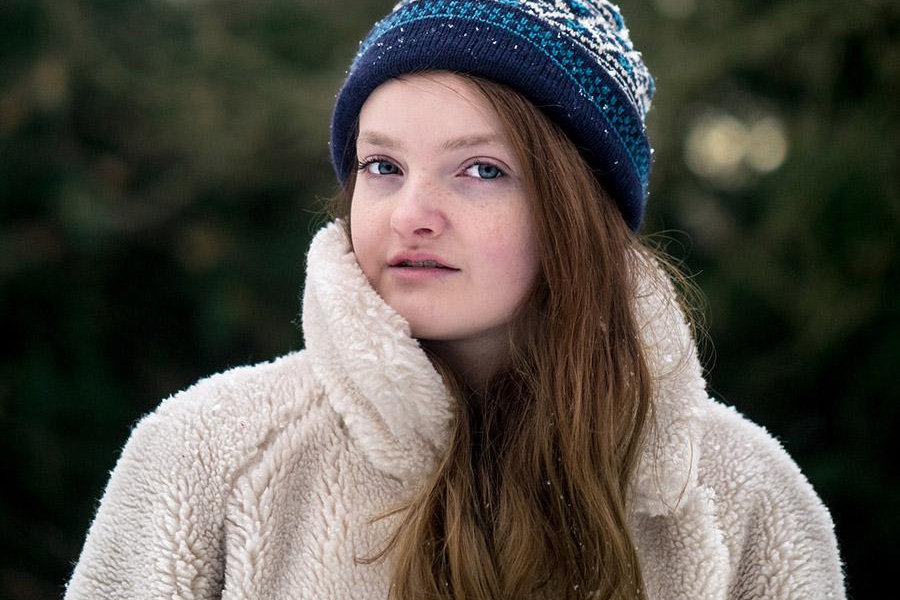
[66,1,846,599]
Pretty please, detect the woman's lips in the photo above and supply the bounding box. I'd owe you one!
[388,266,459,281]
[388,264,460,280]
[387,251,460,281]
[388,252,458,270]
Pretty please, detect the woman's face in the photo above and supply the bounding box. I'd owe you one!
[350,72,539,358]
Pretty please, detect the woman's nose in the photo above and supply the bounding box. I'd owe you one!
[389,175,447,239]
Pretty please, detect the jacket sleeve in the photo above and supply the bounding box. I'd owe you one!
[705,403,847,600]
[730,465,845,598]
[65,395,228,600]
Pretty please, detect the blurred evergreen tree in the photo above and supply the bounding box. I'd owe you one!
[0,0,895,597]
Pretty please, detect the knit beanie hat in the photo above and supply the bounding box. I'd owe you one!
[330,0,655,231]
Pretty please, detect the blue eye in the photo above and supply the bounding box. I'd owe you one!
[356,158,400,176]
[465,162,504,180]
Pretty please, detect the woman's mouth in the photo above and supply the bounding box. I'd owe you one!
[388,255,460,279]
[396,259,452,268]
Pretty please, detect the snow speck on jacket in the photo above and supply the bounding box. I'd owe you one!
[65,222,846,599]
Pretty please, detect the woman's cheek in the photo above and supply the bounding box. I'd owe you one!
[350,209,378,274]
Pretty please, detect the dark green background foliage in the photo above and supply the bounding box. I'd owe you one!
[1,0,897,597]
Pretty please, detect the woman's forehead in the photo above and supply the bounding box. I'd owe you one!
[357,74,512,152]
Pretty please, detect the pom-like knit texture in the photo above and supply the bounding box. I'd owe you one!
[330,0,656,230]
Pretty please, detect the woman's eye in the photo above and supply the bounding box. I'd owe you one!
[465,162,504,180]
[357,159,400,176]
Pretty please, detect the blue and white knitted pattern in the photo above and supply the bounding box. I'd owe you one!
[330,0,655,230]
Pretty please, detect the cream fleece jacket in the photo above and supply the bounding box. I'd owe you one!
[65,222,846,599]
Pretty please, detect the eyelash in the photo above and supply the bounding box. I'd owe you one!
[354,156,506,180]
[355,157,390,173]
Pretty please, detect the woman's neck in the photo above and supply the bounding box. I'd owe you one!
[423,330,511,391]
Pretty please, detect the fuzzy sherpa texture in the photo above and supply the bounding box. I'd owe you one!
[65,222,846,599]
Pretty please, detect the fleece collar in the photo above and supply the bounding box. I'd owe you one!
[302,222,706,515]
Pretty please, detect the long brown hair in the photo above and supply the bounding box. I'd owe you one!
[331,72,655,600]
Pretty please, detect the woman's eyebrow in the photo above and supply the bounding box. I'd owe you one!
[441,134,506,151]
[358,130,507,151]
